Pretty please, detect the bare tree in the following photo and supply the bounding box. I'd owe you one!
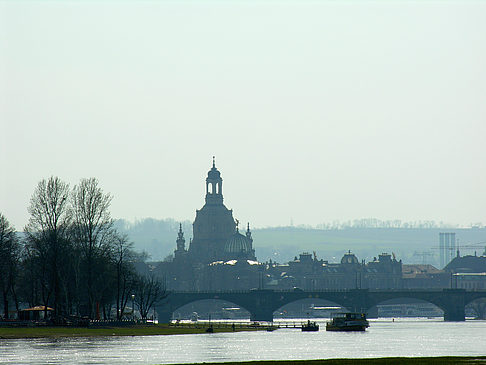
[111,233,137,320]
[135,274,167,321]
[71,177,113,318]
[0,213,20,319]
[24,177,72,317]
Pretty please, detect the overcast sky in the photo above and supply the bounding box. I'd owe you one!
[1,1,485,230]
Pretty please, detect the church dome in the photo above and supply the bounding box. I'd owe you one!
[207,167,221,179]
[224,231,252,254]
[341,251,359,264]
[207,156,221,179]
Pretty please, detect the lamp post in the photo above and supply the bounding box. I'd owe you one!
[131,294,135,319]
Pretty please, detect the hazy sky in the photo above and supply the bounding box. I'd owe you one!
[1,1,485,230]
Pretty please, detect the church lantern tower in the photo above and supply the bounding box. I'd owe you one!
[188,157,237,263]
[205,156,223,205]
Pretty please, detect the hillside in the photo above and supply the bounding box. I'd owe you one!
[253,227,486,266]
[116,218,486,267]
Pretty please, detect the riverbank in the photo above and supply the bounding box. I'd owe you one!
[178,358,486,365]
[0,322,271,339]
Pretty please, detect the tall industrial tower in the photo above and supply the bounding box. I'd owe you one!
[439,232,456,268]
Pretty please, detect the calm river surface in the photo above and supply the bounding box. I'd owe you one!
[1,319,486,364]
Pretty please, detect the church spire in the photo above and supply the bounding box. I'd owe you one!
[246,222,253,243]
[176,223,185,252]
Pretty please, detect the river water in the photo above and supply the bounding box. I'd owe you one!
[1,319,486,364]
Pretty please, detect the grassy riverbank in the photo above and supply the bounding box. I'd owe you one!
[0,323,269,339]
[178,358,486,365]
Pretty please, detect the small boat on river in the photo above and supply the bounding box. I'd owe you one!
[301,320,319,332]
[326,312,369,332]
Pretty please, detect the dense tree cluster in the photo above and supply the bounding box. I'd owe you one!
[0,176,165,322]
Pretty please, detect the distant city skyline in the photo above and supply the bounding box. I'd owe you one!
[2,1,485,230]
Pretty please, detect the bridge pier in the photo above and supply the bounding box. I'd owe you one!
[250,309,274,322]
[245,289,276,322]
[341,289,371,315]
[441,289,466,322]
[366,306,378,319]
[443,305,465,321]
[155,306,173,324]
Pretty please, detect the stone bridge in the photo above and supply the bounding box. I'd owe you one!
[155,289,486,323]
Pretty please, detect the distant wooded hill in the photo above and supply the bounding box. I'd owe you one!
[115,218,486,267]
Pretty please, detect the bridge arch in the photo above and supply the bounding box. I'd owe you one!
[274,298,347,319]
[365,290,468,321]
[365,292,447,312]
[172,298,251,320]
[155,292,258,322]
[465,292,486,306]
[465,294,486,319]
[367,297,444,318]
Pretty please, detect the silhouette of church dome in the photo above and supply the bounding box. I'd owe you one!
[207,166,221,179]
[224,231,252,254]
[341,251,359,264]
[207,156,221,179]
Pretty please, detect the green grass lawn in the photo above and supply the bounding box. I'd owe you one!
[0,323,268,339]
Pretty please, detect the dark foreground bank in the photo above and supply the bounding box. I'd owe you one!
[177,358,486,365]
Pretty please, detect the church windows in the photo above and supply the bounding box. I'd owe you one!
[206,182,221,195]
[207,182,216,194]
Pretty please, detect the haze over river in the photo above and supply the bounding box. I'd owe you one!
[1,319,486,364]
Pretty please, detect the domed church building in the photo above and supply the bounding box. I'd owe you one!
[223,223,255,261]
[174,157,256,264]
[159,158,260,290]
[155,161,406,292]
